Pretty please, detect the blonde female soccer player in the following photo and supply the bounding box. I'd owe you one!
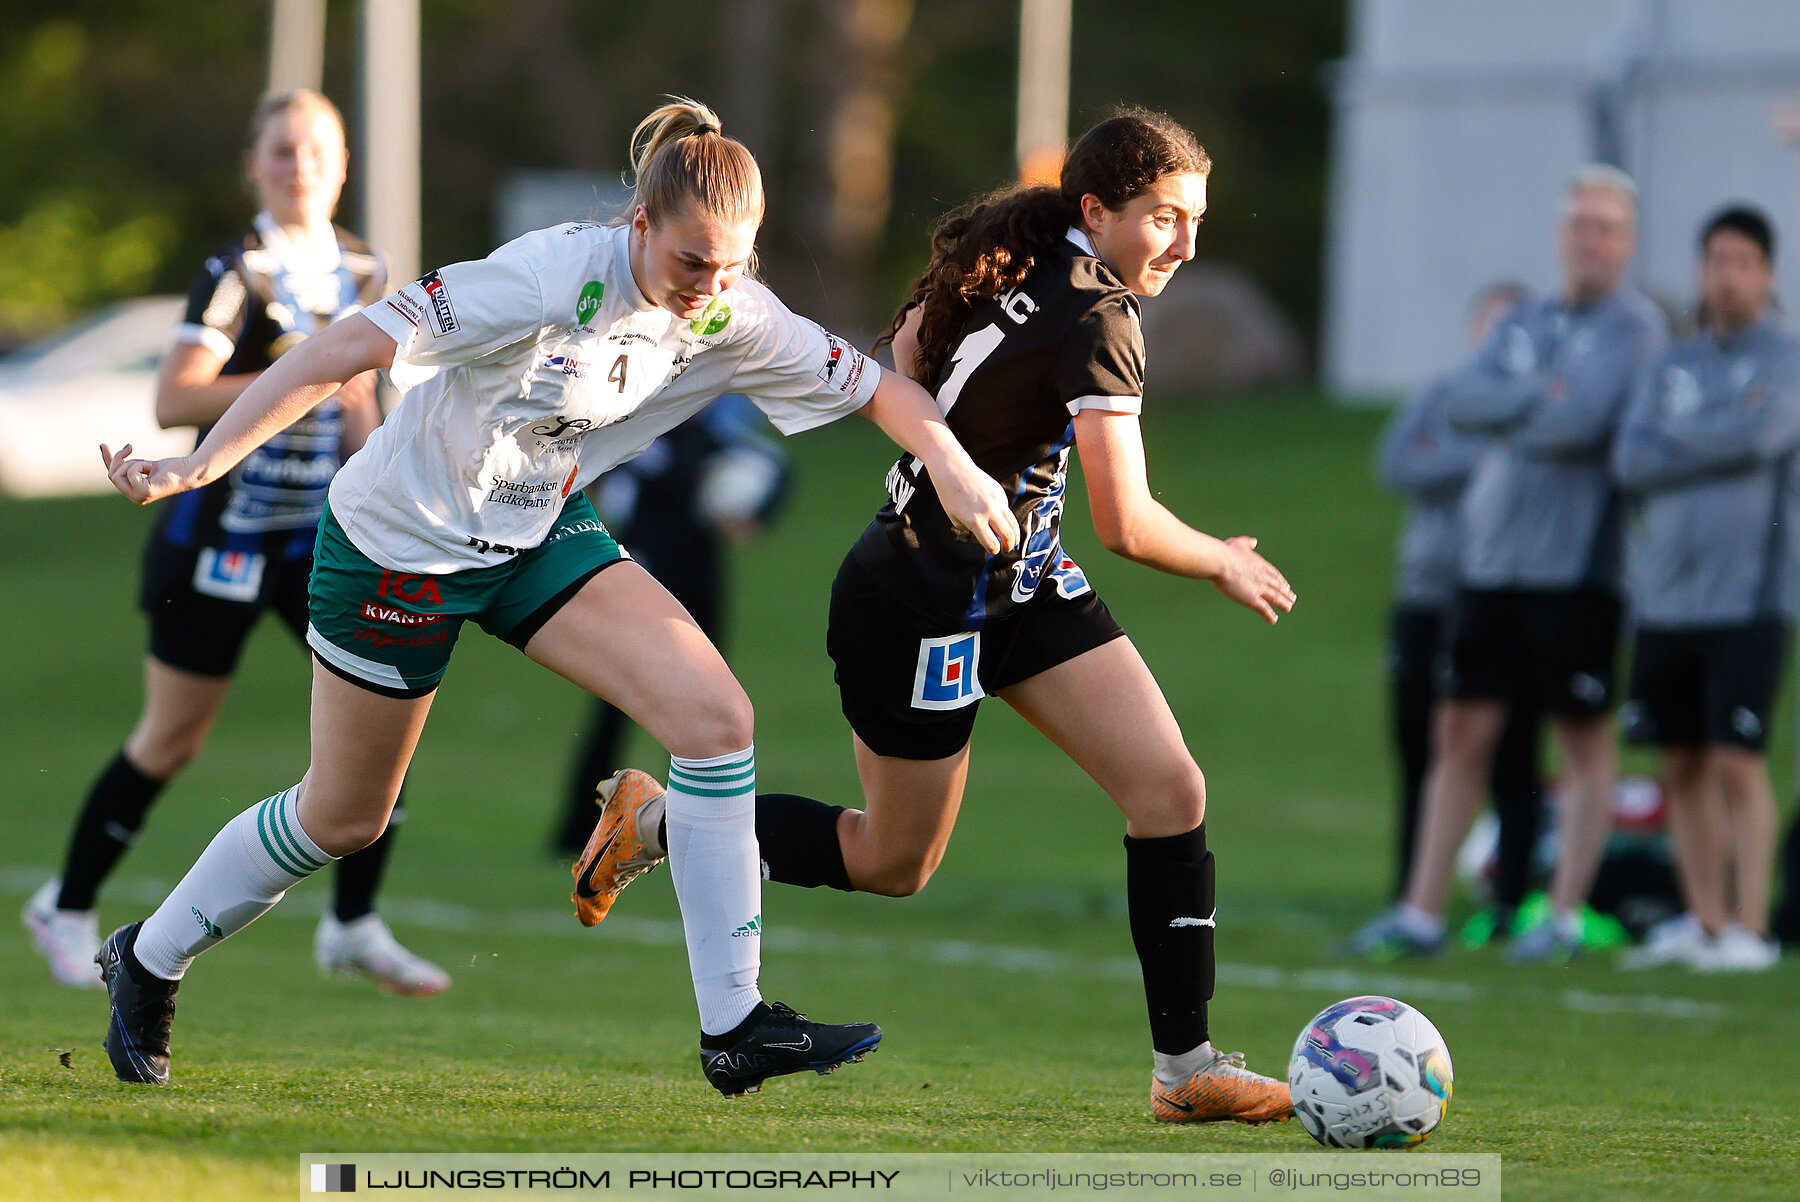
[24,89,446,997]
[95,98,1017,1097]
[576,110,1298,1123]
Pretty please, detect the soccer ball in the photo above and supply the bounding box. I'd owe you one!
[1288,995,1453,1149]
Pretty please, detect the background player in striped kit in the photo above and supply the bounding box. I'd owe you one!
[575,110,1298,1125]
[22,89,447,997]
[1613,204,1798,972]
[93,98,1016,1095]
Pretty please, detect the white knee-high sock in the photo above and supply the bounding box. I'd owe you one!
[663,745,763,1035]
[133,786,337,980]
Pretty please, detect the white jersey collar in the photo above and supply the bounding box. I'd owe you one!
[1064,225,1098,257]
[253,210,341,274]
[610,223,661,314]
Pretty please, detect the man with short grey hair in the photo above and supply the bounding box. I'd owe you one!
[1347,165,1667,962]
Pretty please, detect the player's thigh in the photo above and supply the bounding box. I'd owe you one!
[523,560,751,759]
[996,636,1204,837]
[132,656,235,742]
[298,659,435,852]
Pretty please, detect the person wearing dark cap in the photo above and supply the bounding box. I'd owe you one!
[1613,204,1798,972]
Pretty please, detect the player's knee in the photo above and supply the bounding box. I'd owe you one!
[1125,761,1205,835]
[859,846,941,897]
[862,862,935,898]
[312,811,389,857]
[672,687,755,759]
[124,729,204,780]
[1176,763,1207,829]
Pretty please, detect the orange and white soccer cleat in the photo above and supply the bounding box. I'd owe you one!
[571,769,668,927]
[1151,1050,1295,1125]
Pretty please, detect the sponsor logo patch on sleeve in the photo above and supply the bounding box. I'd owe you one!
[419,269,459,336]
[819,333,868,396]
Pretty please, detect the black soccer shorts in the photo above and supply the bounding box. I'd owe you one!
[1438,587,1622,718]
[1622,621,1789,751]
[138,539,312,676]
[827,551,1125,761]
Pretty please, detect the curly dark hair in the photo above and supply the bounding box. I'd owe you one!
[880,108,1209,384]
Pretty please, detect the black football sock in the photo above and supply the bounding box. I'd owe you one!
[660,794,853,891]
[1125,822,1213,1054]
[753,793,854,891]
[57,751,168,911]
[333,800,404,922]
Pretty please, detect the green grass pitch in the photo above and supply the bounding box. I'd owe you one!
[2,395,1794,1200]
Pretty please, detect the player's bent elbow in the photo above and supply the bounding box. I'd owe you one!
[1092,514,1142,559]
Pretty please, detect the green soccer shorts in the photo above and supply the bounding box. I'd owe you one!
[305,493,628,696]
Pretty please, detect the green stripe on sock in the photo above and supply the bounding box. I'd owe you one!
[671,753,754,776]
[271,792,327,871]
[262,795,316,876]
[256,798,307,877]
[666,777,755,798]
[669,764,755,789]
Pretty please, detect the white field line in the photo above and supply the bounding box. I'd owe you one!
[2,865,1730,1022]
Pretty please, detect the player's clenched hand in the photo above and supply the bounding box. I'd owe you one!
[934,458,1020,555]
[1210,535,1296,624]
[100,444,199,506]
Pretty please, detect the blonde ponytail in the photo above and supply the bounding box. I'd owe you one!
[625,96,764,229]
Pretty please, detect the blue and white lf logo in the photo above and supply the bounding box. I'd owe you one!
[911,631,982,711]
[311,1163,356,1192]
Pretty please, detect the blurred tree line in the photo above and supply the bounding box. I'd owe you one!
[0,0,1341,356]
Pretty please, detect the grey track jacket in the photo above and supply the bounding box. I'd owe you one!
[1446,289,1667,592]
[1612,313,1800,628]
[1378,376,1486,610]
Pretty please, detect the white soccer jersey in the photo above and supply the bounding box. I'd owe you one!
[335,221,880,572]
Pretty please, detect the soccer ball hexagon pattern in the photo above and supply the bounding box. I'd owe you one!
[1288,995,1454,1149]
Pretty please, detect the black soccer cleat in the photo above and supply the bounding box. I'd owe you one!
[700,1001,882,1098]
[97,922,178,1085]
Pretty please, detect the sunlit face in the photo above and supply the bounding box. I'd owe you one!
[246,103,347,229]
[1080,172,1207,297]
[629,203,759,320]
[1559,186,1636,302]
[1701,228,1774,331]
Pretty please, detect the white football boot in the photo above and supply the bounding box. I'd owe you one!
[21,878,104,989]
[315,913,451,996]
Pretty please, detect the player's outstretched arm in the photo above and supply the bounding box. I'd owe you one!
[856,370,1020,555]
[101,313,398,506]
[1074,408,1295,624]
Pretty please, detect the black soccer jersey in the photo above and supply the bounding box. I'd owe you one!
[852,229,1145,628]
[153,215,386,602]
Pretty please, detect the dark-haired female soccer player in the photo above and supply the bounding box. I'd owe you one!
[576,109,1297,1124]
[95,97,1017,1097]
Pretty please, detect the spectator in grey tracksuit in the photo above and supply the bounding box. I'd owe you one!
[1347,164,1667,964]
[1378,282,1542,930]
[1613,205,1798,972]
